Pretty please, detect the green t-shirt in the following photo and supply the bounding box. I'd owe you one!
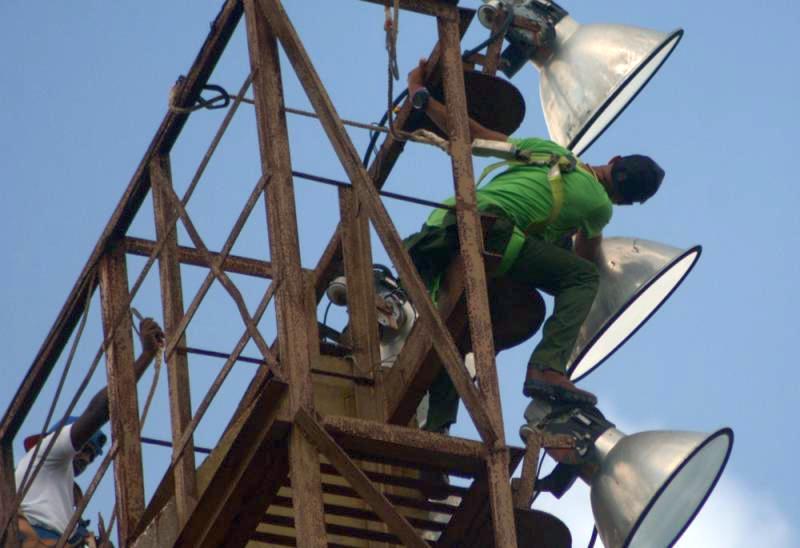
[426,137,612,243]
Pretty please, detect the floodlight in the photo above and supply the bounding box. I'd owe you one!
[523,401,733,548]
[478,0,683,155]
[567,238,701,382]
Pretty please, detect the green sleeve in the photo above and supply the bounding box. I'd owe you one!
[508,137,549,152]
[425,197,456,227]
[580,202,612,239]
[508,137,571,156]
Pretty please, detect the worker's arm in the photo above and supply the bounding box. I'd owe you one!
[574,230,602,263]
[70,318,164,451]
[407,59,508,143]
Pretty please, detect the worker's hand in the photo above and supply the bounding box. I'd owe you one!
[407,58,429,97]
[139,318,164,355]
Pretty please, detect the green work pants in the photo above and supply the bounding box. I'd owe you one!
[405,212,599,433]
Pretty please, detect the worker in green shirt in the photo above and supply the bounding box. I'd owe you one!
[405,60,665,436]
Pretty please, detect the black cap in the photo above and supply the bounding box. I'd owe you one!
[612,155,665,204]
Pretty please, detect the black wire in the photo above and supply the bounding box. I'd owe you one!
[292,169,454,210]
[587,526,598,548]
[460,7,515,62]
[363,89,408,167]
[529,450,548,505]
[322,300,333,331]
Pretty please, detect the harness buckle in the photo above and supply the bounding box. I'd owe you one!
[559,154,577,172]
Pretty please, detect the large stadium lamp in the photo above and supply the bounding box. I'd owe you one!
[478,0,683,155]
[523,402,733,548]
[567,238,701,382]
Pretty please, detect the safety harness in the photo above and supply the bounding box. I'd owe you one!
[413,143,587,303]
[475,149,584,276]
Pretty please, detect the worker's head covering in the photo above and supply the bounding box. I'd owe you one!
[23,417,107,456]
[612,155,665,204]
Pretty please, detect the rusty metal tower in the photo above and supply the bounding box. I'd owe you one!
[1,1,574,546]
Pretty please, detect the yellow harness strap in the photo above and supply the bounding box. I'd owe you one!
[494,225,527,276]
[480,152,579,276]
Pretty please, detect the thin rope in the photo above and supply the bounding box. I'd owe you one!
[235,95,449,146]
[56,308,162,546]
[384,0,400,81]
[384,0,406,142]
[139,349,163,427]
[93,341,163,546]
[130,307,163,429]
[14,271,96,511]
[54,441,118,548]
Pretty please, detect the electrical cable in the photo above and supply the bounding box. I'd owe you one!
[321,300,334,341]
[528,450,548,505]
[587,525,598,548]
[461,7,515,63]
[363,89,408,167]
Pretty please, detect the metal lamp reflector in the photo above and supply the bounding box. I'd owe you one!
[568,239,701,382]
[591,428,734,548]
[477,1,683,154]
[565,29,684,155]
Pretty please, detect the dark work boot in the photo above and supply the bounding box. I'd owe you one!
[523,368,598,406]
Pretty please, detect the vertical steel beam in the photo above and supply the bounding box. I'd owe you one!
[257,0,496,446]
[311,8,475,300]
[243,1,327,546]
[0,441,20,548]
[481,6,506,75]
[339,186,390,545]
[150,155,197,525]
[338,187,382,404]
[436,9,501,439]
[436,13,518,548]
[98,244,145,545]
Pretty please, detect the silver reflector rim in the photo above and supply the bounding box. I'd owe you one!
[570,30,683,156]
[625,428,734,548]
[569,246,701,382]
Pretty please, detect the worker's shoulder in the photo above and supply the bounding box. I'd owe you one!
[508,136,568,155]
[565,171,612,212]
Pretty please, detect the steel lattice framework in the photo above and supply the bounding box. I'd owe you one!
[0,1,571,546]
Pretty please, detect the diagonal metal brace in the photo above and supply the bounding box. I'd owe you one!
[294,408,430,548]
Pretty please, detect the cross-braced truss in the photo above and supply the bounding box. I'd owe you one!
[1,1,566,546]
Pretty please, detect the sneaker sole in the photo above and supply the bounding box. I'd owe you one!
[523,380,598,406]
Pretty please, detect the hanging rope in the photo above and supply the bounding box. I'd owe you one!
[380,1,457,155]
[14,271,96,512]
[129,308,164,428]
[62,308,164,546]
[384,0,400,81]
[55,441,118,548]
[384,0,407,142]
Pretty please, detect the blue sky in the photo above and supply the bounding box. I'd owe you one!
[2,1,798,545]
